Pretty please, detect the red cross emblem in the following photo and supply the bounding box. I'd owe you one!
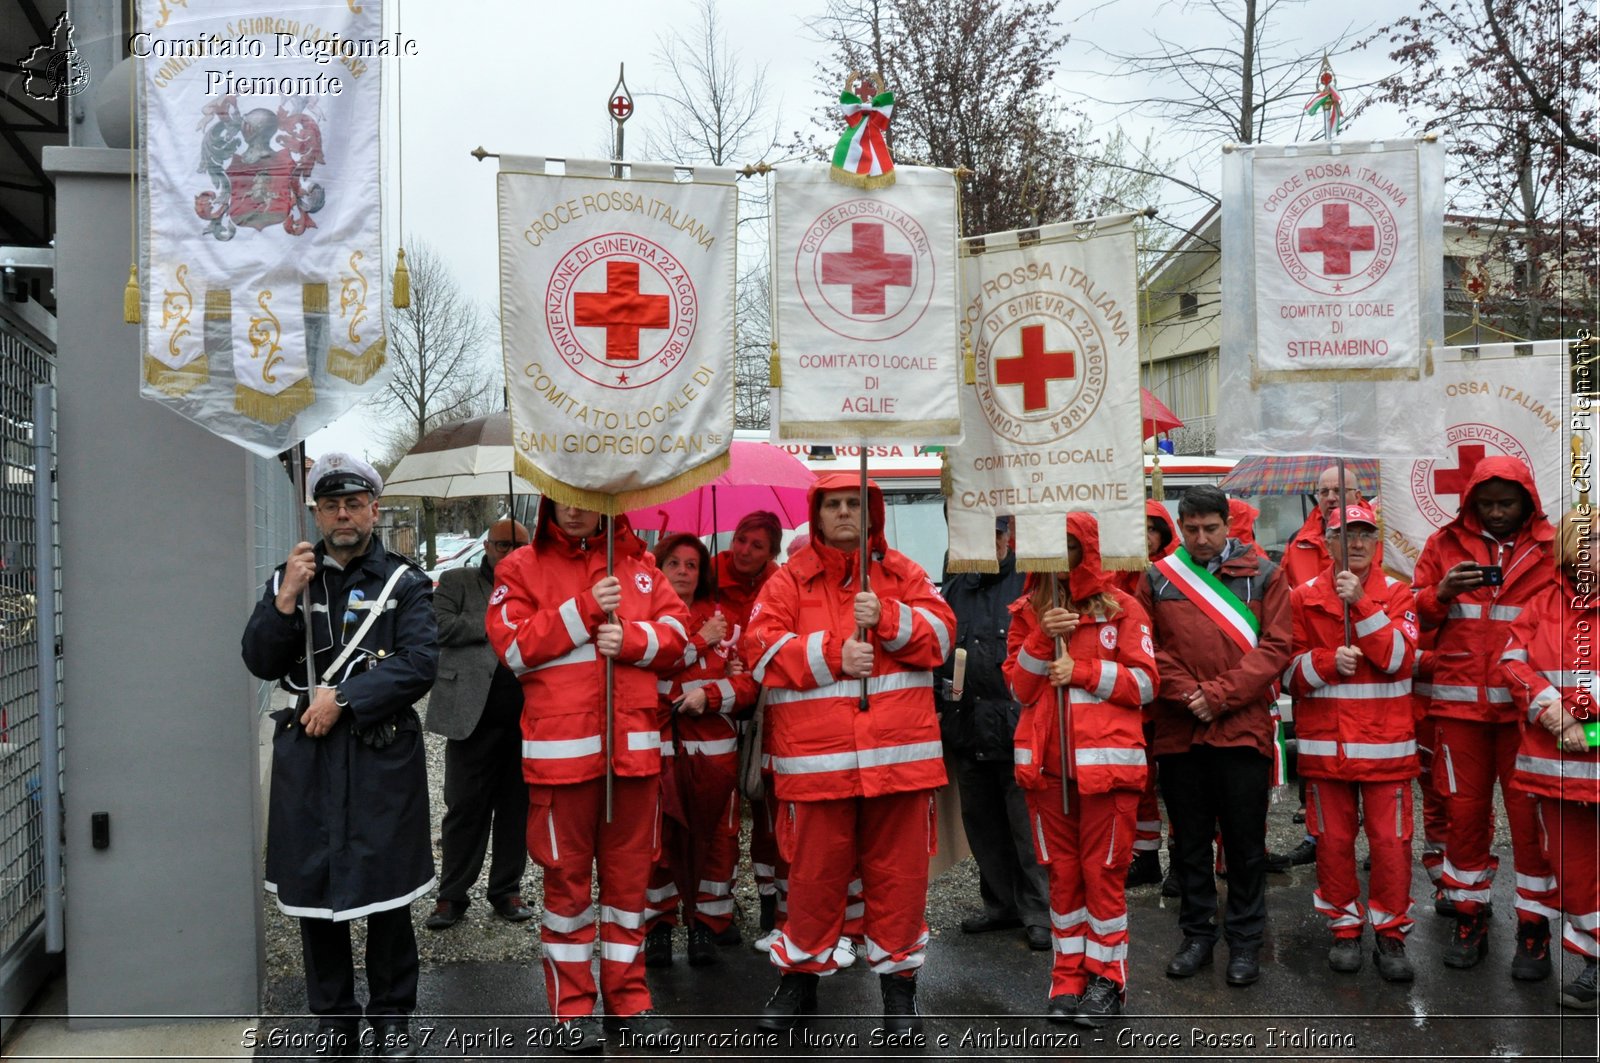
[609,95,633,121]
[1431,443,1486,503]
[820,222,913,315]
[573,261,671,361]
[994,324,1075,412]
[1297,203,1376,276]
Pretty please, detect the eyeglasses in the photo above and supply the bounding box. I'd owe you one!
[1337,530,1380,542]
[488,540,526,550]
[315,496,372,515]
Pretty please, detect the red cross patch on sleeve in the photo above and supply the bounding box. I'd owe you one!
[490,584,509,606]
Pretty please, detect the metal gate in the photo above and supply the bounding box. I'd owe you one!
[0,308,60,1028]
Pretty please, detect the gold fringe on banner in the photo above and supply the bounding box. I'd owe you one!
[1102,555,1149,572]
[1016,555,1071,573]
[123,264,142,324]
[303,282,329,315]
[769,343,782,387]
[392,248,411,308]
[1254,366,1422,385]
[1425,340,1435,376]
[514,450,732,517]
[828,168,896,190]
[777,418,963,439]
[945,558,1000,574]
[329,338,388,385]
[235,378,314,424]
[142,354,207,396]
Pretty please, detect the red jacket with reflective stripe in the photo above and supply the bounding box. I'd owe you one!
[742,475,953,801]
[1285,566,1420,781]
[1004,588,1156,794]
[486,509,690,785]
[713,552,777,636]
[1502,576,1600,804]
[1412,458,1556,724]
[658,598,759,758]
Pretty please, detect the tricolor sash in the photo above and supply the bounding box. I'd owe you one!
[1153,546,1261,655]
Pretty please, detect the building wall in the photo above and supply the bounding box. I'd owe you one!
[45,146,263,1024]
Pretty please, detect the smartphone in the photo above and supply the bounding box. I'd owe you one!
[1476,564,1504,586]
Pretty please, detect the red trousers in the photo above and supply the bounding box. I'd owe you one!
[1133,722,1163,854]
[750,786,787,915]
[1536,797,1600,960]
[1025,783,1137,995]
[645,751,740,932]
[1306,778,1415,937]
[769,791,934,975]
[1435,719,1556,922]
[526,775,660,1021]
[1416,716,1449,886]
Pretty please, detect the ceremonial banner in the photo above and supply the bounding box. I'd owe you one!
[1377,342,1583,578]
[1217,139,1446,458]
[770,165,961,442]
[138,1,391,456]
[946,216,1145,572]
[498,157,737,512]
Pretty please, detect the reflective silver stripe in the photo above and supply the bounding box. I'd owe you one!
[914,606,952,660]
[1298,739,1338,756]
[1384,630,1405,673]
[1051,906,1087,929]
[1413,681,1434,698]
[626,730,661,752]
[1088,912,1128,935]
[600,905,646,929]
[560,597,589,645]
[599,940,641,963]
[716,679,736,705]
[1429,684,1479,701]
[1034,814,1049,862]
[657,680,673,694]
[682,738,739,756]
[543,941,592,963]
[1487,687,1513,704]
[1299,653,1327,689]
[501,607,530,675]
[1489,605,1523,622]
[659,614,687,639]
[1499,648,1530,663]
[698,879,733,897]
[1075,747,1145,768]
[1132,667,1154,705]
[766,670,933,705]
[1528,689,1560,724]
[1367,906,1402,927]
[1570,910,1600,931]
[1443,858,1495,885]
[542,909,595,933]
[1303,680,1410,700]
[1353,610,1389,637]
[523,735,603,759]
[806,630,831,687]
[752,633,795,682]
[634,622,660,667]
[658,744,675,758]
[1085,941,1128,962]
[644,884,677,904]
[1054,937,1086,955]
[1516,754,1600,781]
[532,643,598,672]
[697,898,735,916]
[1540,670,1589,687]
[1014,747,1034,765]
[1017,648,1051,676]
[1344,740,1417,760]
[772,739,943,776]
[1564,922,1600,957]
[1092,662,1118,700]
[883,601,913,653]
[1516,873,1558,892]
[1447,603,1483,619]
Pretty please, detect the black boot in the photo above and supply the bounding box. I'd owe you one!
[880,973,922,1036]
[758,972,819,1031]
[687,921,719,966]
[1126,850,1162,887]
[306,1022,357,1061]
[1560,959,1599,1009]
[1443,908,1490,968]
[370,1019,417,1061]
[644,923,673,968]
[759,893,778,933]
[1511,917,1552,981]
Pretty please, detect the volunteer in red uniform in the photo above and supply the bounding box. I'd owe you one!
[1413,457,1558,976]
[747,473,955,1034]
[642,533,757,968]
[1005,512,1157,1027]
[1500,507,1600,1010]
[1111,500,1177,888]
[485,501,691,1048]
[1283,503,1420,982]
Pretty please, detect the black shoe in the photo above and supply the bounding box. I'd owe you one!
[758,972,819,1031]
[490,893,535,922]
[424,899,465,930]
[1292,806,1306,824]
[1263,850,1291,873]
[1045,993,1079,1024]
[644,923,673,968]
[1443,909,1490,969]
[370,1020,417,1061]
[555,1014,605,1054]
[1560,959,1599,1009]
[759,893,778,933]
[1074,976,1124,1028]
[960,910,1023,934]
[714,922,743,946]
[1362,854,1372,870]
[1328,936,1363,973]
[308,1023,357,1060]
[1288,837,1317,865]
[1511,917,1552,981]
[1025,924,1052,951]
[1226,946,1261,986]
[1165,936,1214,978]
[1160,870,1181,898]
[1373,934,1416,983]
[1126,850,1163,887]
[880,973,922,1036]
[687,921,718,966]
[1433,887,1457,917]
[604,1010,674,1041]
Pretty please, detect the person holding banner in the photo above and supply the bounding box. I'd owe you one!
[1412,457,1558,977]
[746,473,955,1034]
[1283,503,1421,982]
[1136,485,1291,988]
[643,533,757,968]
[1500,508,1600,1010]
[241,454,437,1060]
[485,500,691,1047]
[1004,512,1157,1026]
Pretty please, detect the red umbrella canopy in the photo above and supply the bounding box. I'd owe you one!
[627,441,816,536]
[1141,388,1184,438]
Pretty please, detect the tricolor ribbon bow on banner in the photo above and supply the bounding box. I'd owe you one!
[1304,58,1344,139]
[830,73,896,188]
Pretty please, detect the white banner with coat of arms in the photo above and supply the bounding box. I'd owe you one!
[498,157,737,513]
[1378,343,1586,578]
[945,216,1145,572]
[138,1,389,456]
[770,165,962,443]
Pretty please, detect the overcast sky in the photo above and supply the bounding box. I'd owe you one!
[310,0,1417,461]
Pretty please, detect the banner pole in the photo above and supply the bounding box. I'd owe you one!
[858,448,870,713]
[1336,458,1352,645]
[293,443,318,702]
[1051,572,1070,815]
[605,515,616,822]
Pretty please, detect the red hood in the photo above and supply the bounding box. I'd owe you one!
[1452,455,1551,541]
[1146,499,1177,560]
[807,471,887,556]
[1065,511,1111,602]
[533,495,645,559]
[1229,498,1269,560]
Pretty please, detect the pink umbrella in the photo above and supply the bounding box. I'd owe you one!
[627,441,816,536]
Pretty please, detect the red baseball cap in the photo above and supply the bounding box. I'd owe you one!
[1327,503,1378,531]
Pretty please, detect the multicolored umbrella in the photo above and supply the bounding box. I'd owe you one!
[1218,455,1380,497]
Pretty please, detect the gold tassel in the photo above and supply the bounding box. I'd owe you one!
[392,248,411,309]
[939,450,952,497]
[769,342,782,387]
[124,264,142,324]
[1151,453,1164,501]
[963,338,976,385]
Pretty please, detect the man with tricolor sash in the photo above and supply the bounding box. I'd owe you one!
[1135,485,1291,989]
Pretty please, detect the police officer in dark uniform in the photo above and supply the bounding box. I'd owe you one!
[242,453,438,1060]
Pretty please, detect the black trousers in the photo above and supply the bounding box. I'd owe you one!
[1157,745,1271,949]
[953,753,1050,929]
[299,905,418,1018]
[437,696,528,904]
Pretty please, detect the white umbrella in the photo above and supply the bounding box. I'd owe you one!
[384,412,539,499]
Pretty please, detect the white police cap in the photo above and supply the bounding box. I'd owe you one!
[309,452,383,499]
